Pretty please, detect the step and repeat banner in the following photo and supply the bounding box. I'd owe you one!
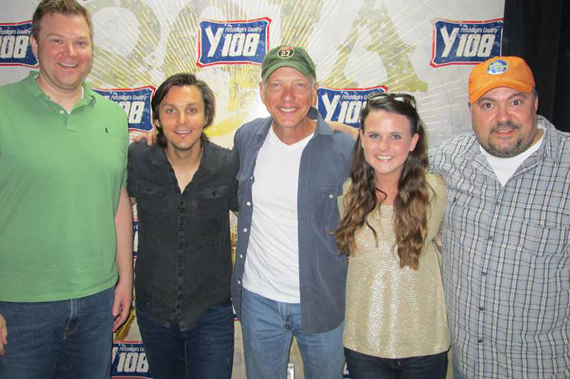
[1,0,504,378]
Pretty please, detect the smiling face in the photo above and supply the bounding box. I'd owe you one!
[470,86,540,158]
[360,109,419,184]
[157,85,207,155]
[30,12,92,96]
[260,66,316,132]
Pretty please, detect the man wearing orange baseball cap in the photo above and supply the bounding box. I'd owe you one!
[430,56,570,378]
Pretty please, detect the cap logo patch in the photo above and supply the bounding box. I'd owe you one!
[277,46,295,59]
[487,59,509,75]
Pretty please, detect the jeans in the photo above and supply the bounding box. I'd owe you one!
[241,288,345,379]
[452,357,465,379]
[0,287,114,379]
[345,348,448,379]
[136,301,234,379]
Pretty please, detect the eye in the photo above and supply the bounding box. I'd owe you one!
[270,82,282,90]
[480,102,493,110]
[76,40,89,47]
[163,108,175,114]
[390,134,402,140]
[187,108,198,114]
[512,98,523,106]
[367,132,380,139]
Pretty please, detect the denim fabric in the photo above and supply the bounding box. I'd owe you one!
[345,348,448,379]
[0,288,114,379]
[232,107,354,334]
[136,301,234,379]
[241,288,345,379]
[453,365,465,379]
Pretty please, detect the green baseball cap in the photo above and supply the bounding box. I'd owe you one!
[261,45,317,81]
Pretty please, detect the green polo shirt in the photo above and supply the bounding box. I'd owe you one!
[0,72,128,302]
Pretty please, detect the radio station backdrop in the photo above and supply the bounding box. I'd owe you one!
[1,0,504,378]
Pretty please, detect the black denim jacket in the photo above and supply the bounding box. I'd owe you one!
[128,141,238,331]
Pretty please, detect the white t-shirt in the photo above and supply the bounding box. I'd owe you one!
[242,127,313,303]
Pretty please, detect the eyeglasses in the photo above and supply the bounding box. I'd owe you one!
[366,92,416,109]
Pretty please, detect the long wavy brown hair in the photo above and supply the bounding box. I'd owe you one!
[335,93,431,270]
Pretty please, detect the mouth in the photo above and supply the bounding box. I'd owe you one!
[491,122,519,137]
[374,155,393,161]
[278,106,298,114]
[59,62,78,68]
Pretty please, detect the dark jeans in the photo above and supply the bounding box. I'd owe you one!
[345,348,448,379]
[136,301,234,379]
[0,288,114,379]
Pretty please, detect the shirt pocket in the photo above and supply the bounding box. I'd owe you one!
[520,223,569,257]
[135,179,167,218]
[198,185,230,219]
[314,184,339,234]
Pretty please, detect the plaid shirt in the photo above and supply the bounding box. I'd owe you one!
[430,116,570,378]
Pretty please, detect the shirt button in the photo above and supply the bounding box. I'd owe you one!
[59,110,64,114]
[478,339,483,343]
[243,228,248,233]
[328,194,333,199]
[479,307,484,311]
[488,236,493,241]
[246,202,251,206]
[237,280,241,284]
[239,254,243,258]
[482,272,487,276]
[250,176,253,180]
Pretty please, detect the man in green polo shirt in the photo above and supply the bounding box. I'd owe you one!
[0,1,133,377]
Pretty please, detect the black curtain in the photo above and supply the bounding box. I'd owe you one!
[502,0,570,132]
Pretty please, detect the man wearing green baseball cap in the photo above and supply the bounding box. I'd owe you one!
[231,45,354,379]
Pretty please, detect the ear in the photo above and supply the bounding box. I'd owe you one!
[533,94,539,113]
[409,133,420,152]
[259,81,267,106]
[30,35,39,59]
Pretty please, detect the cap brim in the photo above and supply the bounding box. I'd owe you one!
[470,79,533,103]
[262,61,312,81]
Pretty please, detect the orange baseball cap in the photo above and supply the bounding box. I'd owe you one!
[468,56,535,103]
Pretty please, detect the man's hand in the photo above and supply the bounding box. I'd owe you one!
[0,312,7,356]
[132,129,157,146]
[112,277,132,332]
[329,121,358,139]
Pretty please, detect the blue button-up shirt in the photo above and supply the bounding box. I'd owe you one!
[430,116,570,378]
[231,108,354,334]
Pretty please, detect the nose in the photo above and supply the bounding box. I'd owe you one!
[282,84,294,101]
[178,112,187,125]
[64,42,76,56]
[377,137,389,150]
[496,103,509,122]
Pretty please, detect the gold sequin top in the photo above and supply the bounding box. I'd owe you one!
[341,174,449,359]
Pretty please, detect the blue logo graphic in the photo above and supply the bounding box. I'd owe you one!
[112,342,151,377]
[431,19,503,67]
[0,21,37,67]
[197,18,271,67]
[93,87,155,132]
[317,86,388,128]
[487,59,509,75]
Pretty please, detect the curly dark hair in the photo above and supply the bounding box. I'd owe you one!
[335,93,431,270]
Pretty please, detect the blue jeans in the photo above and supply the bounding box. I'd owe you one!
[136,301,234,379]
[452,356,465,379]
[241,288,345,379]
[0,287,114,379]
[345,348,448,379]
